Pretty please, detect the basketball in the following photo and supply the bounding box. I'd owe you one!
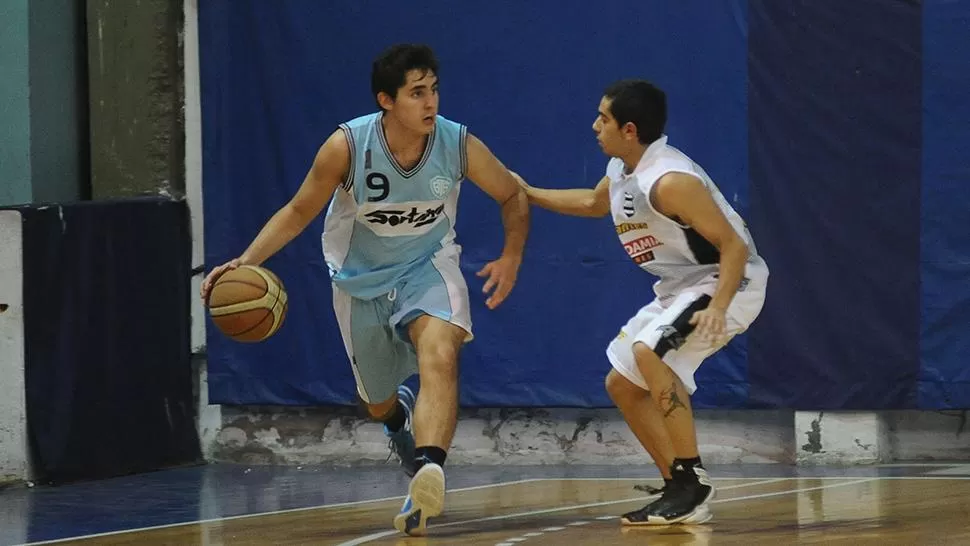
[207,265,288,342]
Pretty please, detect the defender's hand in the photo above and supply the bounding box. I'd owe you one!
[689,306,727,346]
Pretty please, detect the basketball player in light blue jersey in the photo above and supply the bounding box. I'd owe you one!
[201,44,529,536]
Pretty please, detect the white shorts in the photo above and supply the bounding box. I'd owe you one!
[606,275,766,395]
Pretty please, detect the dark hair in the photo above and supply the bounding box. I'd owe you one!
[371,44,439,110]
[603,80,667,144]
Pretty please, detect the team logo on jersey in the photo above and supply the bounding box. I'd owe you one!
[429,176,454,199]
[616,221,662,264]
[365,205,444,227]
[615,222,649,235]
[624,234,662,264]
[359,200,447,237]
[623,192,635,217]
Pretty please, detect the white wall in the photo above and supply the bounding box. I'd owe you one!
[184,0,205,356]
[208,406,969,467]
[0,210,29,483]
[184,0,221,458]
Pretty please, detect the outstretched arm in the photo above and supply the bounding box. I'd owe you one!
[464,133,530,309]
[237,130,350,265]
[201,129,349,300]
[515,173,611,218]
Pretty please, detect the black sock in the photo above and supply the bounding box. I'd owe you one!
[673,456,703,470]
[381,401,407,432]
[664,477,675,488]
[414,446,447,471]
[672,457,703,483]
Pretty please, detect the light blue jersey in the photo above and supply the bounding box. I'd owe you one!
[322,112,467,300]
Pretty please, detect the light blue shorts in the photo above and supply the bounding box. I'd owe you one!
[332,248,472,403]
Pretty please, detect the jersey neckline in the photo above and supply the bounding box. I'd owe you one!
[375,112,437,179]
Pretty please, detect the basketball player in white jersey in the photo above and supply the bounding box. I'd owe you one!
[516,79,768,525]
[201,44,529,536]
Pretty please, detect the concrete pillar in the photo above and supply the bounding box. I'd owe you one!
[87,0,184,199]
[184,0,221,458]
[0,211,29,484]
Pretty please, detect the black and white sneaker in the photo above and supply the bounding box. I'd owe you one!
[633,480,669,495]
[621,464,714,525]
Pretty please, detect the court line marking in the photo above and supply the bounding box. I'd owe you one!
[926,464,970,476]
[876,463,967,467]
[488,478,878,546]
[530,475,970,481]
[9,476,779,546]
[12,477,544,546]
[12,475,774,545]
[336,478,792,545]
[10,475,789,546]
[18,475,966,545]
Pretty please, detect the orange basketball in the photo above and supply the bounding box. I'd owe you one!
[207,265,288,342]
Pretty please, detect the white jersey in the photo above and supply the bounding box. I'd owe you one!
[607,135,768,298]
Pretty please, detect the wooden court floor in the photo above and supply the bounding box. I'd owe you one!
[28,474,970,545]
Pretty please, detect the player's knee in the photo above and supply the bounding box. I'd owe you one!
[416,343,459,383]
[605,370,644,404]
[605,370,624,401]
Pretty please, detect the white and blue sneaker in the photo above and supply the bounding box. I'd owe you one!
[393,462,445,536]
[384,385,417,476]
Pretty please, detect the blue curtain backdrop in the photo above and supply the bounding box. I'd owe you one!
[199,0,970,409]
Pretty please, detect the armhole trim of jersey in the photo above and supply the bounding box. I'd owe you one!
[459,125,468,180]
[339,124,356,192]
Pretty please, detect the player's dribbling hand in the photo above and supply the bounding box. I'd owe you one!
[200,258,241,303]
[476,255,521,310]
[689,307,727,346]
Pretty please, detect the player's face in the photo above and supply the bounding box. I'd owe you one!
[385,69,439,135]
[592,97,623,156]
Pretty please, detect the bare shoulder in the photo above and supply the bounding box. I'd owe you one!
[464,131,491,160]
[653,171,705,201]
[309,129,352,183]
[647,172,707,219]
[463,131,519,202]
[317,129,351,161]
[655,171,704,192]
